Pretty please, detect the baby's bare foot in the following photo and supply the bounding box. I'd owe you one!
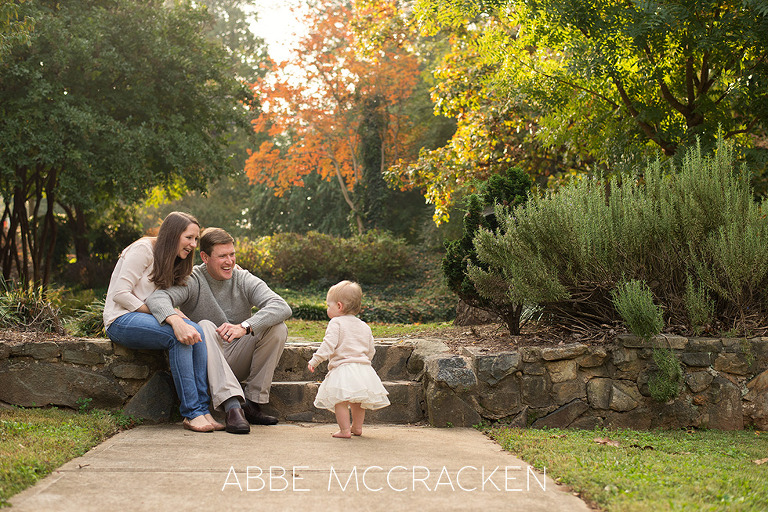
[332,430,352,438]
[351,428,362,436]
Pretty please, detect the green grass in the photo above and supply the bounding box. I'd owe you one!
[286,318,454,341]
[488,426,768,511]
[0,407,125,507]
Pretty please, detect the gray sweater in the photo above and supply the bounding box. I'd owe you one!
[146,264,292,333]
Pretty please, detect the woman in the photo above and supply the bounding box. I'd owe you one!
[103,211,220,432]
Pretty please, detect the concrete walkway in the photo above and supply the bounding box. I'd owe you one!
[10,423,593,512]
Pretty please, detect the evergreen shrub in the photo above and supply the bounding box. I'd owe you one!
[471,137,768,335]
[443,167,534,334]
[235,231,413,287]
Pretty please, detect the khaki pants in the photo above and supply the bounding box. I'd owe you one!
[198,320,287,410]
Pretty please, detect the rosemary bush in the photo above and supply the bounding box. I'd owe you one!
[471,137,768,335]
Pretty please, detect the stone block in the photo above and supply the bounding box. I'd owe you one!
[0,360,126,409]
[520,347,542,363]
[475,375,522,419]
[540,343,587,361]
[655,335,688,350]
[587,378,612,410]
[612,347,638,368]
[111,363,150,380]
[424,381,482,427]
[618,334,647,348]
[406,339,450,375]
[0,343,10,360]
[610,381,641,412]
[577,347,608,368]
[111,342,135,359]
[685,371,714,393]
[372,343,416,381]
[123,371,177,423]
[552,379,586,405]
[713,353,751,375]
[532,400,588,429]
[703,376,743,430]
[744,369,768,430]
[474,351,519,386]
[275,344,323,381]
[688,338,722,352]
[522,363,546,376]
[520,374,549,408]
[680,352,712,367]
[61,341,106,365]
[425,356,477,391]
[10,342,60,360]
[546,360,578,383]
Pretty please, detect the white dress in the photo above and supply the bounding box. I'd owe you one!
[309,315,390,411]
[314,362,390,411]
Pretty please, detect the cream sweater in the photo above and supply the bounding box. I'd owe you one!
[103,238,156,328]
[308,315,375,371]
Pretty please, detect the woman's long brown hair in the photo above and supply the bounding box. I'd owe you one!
[149,211,200,289]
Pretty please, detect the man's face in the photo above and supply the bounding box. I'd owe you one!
[201,242,236,281]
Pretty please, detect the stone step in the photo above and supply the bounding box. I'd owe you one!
[265,380,425,424]
[276,340,420,382]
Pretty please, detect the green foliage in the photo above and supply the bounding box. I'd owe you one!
[0,281,63,333]
[64,299,106,338]
[236,231,414,287]
[0,0,250,286]
[648,346,683,403]
[442,166,534,334]
[471,137,768,335]
[611,280,664,340]
[684,276,715,335]
[403,0,768,218]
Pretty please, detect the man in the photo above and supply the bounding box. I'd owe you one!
[147,227,292,435]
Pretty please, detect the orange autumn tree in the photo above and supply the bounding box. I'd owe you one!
[245,0,420,234]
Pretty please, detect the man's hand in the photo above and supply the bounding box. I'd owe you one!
[216,322,247,343]
[165,314,201,346]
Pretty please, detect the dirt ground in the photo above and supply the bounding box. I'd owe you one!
[405,321,620,354]
[1,321,620,355]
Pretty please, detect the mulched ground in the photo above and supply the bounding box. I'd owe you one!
[404,322,622,354]
[1,322,623,354]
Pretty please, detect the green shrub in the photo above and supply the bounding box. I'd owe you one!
[611,280,664,340]
[443,167,534,334]
[65,299,106,337]
[648,346,683,403]
[0,281,63,333]
[470,137,768,335]
[235,231,413,287]
[684,277,714,335]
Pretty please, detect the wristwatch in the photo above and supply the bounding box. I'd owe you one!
[240,321,251,334]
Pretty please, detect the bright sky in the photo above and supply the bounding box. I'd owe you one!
[248,0,307,62]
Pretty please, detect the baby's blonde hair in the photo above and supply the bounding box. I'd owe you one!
[327,280,362,315]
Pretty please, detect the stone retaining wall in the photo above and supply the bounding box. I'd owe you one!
[422,335,768,430]
[1,333,767,430]
[0,336,175,421]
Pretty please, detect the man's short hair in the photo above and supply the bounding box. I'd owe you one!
[327,280,363,315]
[200,227,234,256]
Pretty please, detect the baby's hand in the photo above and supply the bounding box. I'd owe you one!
[307,364,315,373]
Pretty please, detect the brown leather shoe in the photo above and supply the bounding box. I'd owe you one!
[243,402,279,425]
[182,418,214,433]
[225,407,251,434]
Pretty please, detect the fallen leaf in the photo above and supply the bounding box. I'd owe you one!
[550,434,567,439]
[594,437,621,447]
[753,458,768,465]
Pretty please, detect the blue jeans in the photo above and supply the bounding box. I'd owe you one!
[106,312,210,419]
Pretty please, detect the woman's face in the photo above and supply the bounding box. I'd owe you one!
[177,223,200,260]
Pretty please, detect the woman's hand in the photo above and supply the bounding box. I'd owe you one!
[165,314,201,345]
